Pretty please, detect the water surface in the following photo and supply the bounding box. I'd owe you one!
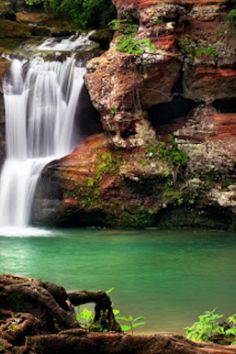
[0,228,235,333]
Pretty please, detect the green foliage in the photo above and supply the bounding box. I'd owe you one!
[76,301,145,334]
[228,9,236,29]
[78,151,120,208]
[195,45,218,58]
[116,315,145,334]
[109,19,138,35]
[24,0,116,29]
[0,343,7,351]
[154,17,164,25]
[25,0,43,4]
[110,106,118,115]
[178,37,218,58]
[178,36,195,56]
[110,14,156,56]
[145,135,189,168]
[116,35,157,55]
[186,310,236,345]
[76,307,103,332]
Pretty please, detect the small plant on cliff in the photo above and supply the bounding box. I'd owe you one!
[116,35,157,55]
[78,151,120,208]
[186,310,236,345]
[110,14,156,56]
[228,9,236,30]
[178,37,218,58]
[195,45,218,58]
[109,19,138,35]
[178,36,195,56]
[145,135,189,168]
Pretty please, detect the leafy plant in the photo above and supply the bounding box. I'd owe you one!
[110,106,118,115]
[76,307,103,332]
[228,9,236,30]
[195,45,218,58]
[109,19,138,35]
[186,310,223,342]
[145,135,189,168]
[178,36,195,56]
[116,315,145,334]
[186,310,236,345]
[76,307,145,334]
[116,35,156,55]
[178,37,218,58]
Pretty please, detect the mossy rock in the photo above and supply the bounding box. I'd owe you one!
[0,1,16,21]
[31,25,51,36]
[89,29,114,49]
[0,37,26,54]
[0,20,32,38]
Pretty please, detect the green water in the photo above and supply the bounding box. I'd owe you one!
[0,228,236,333]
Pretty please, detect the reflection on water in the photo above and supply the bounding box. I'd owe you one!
[0,228,236,333]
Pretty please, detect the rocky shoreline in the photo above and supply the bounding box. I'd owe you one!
[0,274,236,354]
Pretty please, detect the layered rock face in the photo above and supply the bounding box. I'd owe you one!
[35,0,236,228]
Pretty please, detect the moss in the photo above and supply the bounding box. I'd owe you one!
[0,20,32,38]
[145,135,189,169]
[7,323,20,332]
[31,25,51,36]
[178,36,218,59]
[118,209,155,228]
[195,46,218,58]
[75,151,120,209]
[0,2,15,22]
[0,343,6,352]
[228,8,236,30]
[0,37,26,52]
[156,205,236,230]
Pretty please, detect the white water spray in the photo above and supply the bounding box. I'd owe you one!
[38,32,94,52]
[0,57,85,236]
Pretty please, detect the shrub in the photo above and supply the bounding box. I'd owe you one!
[108,19,138,35]
[195,45,218,58]
[116,35,156,55]
[145,135,189,168]
[186,310,236,345]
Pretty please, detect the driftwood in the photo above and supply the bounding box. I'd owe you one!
[0,274,236,354]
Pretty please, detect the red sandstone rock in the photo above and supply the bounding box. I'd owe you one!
[184,67,236,103]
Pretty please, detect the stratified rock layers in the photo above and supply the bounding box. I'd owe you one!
[33,0,236,229]
[0,0,235,228]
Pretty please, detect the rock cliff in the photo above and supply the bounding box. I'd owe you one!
[0,0,235,228]
[34,0,236,228]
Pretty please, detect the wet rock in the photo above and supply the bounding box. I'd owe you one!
[0,1,16,21]
[89,29,114,50]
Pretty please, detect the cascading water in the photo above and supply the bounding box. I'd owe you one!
[0,57,85,236]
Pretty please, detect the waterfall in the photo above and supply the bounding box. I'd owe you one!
[0,57,85,236]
